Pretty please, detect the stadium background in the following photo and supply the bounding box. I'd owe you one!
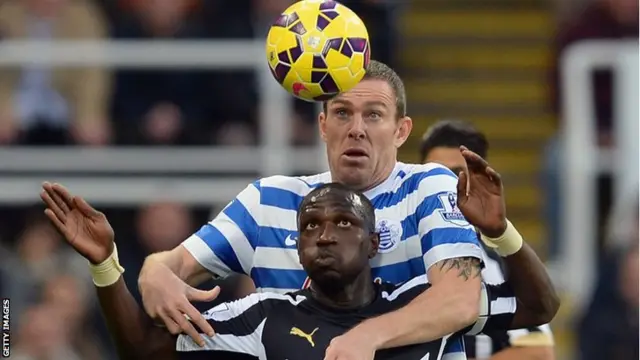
[0,0,637,359]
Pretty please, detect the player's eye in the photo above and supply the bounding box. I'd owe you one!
[334,108,348,117]
[305,222,318,230]
[368,111,382,120]
[337,220,351,228]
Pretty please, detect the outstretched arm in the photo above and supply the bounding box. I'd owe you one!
[39,182,181,360]
[138,181,262,340]
[457,147,560,327]
[40,183,267,360]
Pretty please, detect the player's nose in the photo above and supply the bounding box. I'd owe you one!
[318,224,338,245]
[347,115,366,141]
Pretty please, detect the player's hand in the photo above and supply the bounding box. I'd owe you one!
[456,146,507,238]
[138,260,219,346]
[324,330,376,360]
[40,182,114,264]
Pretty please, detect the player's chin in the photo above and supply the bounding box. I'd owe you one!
[307,265,343,283]
[309,272,347,291]
[335,167,371,189]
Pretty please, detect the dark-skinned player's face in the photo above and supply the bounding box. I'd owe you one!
[423,146,467,175]
[297,193,378,288]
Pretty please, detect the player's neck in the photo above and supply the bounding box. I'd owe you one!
[310,270,376,309]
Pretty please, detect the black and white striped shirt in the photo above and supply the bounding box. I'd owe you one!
[464,246,554,359]
[176,275,518,360]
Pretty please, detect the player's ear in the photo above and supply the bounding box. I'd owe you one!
[318,111,328,142]
[394,116,412,148]
[369,232,379,259]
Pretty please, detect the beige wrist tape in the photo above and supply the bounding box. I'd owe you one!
[480,219,523,257]
[88,243,125,287]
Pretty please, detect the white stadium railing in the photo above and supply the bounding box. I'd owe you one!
[0,40,328,204]
[560,40,638,311]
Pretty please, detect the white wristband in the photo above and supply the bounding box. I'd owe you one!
[480,219,523,257]
[88,243,125,287]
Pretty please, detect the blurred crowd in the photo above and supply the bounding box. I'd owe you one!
[0,0,397,147]
[0,0,637,359]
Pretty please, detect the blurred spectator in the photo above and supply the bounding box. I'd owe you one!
[577,211,639,360]
[543,0,638,259]
[118,202,193,301]
[0,217,88,327]
[10,303,83,360]
[0,0,111,145]
[42,274,107,360]
[110,0,212,145]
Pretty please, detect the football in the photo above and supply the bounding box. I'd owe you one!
[265,0,370,102]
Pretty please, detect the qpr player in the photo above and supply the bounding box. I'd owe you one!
[135,61,558,360]
[42,182,544,360]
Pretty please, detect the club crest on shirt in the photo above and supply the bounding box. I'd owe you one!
[376,218,402,253]
[437,192,468,227]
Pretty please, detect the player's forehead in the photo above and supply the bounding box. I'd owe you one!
[300,189,364,218]
[327,79,395,110]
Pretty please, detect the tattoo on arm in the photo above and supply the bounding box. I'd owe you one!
[438,257,482,281]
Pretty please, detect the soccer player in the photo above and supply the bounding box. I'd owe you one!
[135,60,558,360]
[419,120,555,360]
[41,182,539,360]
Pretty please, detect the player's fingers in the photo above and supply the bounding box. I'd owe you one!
[457,171,469,199]
[51,183,74,210]
[73,196,102,218]
[158,310,183,336]
[460,146,489,170]
[186,285,221,303]
[44,208,67,235]
[182,305,215,337]
[486,167,503,187]
[170,310,206,347]
[47,184,72,214]
[40,189,67,222]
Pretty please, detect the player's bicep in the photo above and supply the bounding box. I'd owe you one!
[175,293,274,357]
[415,165,483,271]
[182,182,261,277]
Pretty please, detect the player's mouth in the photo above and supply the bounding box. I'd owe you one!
[341,148,369,162]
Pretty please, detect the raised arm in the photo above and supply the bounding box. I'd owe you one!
[138,181,262,338]
[40,183,268,360]
[456,147,560,326]
[39,183,180,359]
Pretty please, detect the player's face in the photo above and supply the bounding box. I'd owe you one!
[319,79,412,190]
[423,146,467,175]
[297,196,378,288]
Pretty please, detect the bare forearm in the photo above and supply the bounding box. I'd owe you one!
[503,243,560,328]
[371,284,479,348]
[142,247,211,286]
[363,257,482,349]
[96,278,176,360]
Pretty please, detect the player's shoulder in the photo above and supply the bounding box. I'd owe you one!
[397,162,458,179]
[389,162,458,200]
[256,172,331,195]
